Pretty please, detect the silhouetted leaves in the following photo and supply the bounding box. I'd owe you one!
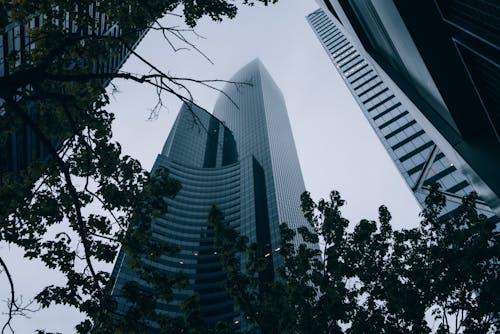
[214,185,498,333]
[0,0,278,332]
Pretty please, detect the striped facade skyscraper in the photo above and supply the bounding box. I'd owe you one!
[307,7,497,220]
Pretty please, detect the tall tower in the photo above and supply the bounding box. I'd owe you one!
[307,7,497,220]
[309,0,500,217]
[213,59,308,249]
[111,60,312,327]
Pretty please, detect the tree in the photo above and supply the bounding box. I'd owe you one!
[213,184,499,333]
[0,1,277,332]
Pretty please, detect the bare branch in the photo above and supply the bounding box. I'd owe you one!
[0,257,39,334]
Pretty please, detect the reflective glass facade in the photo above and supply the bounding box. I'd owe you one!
[111,60,313,327]
[307,8,497,219]
[316,0,500,216]
[214,59,309,249]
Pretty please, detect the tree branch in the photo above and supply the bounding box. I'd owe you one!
[0,257,16,334]
[5,98,103,299]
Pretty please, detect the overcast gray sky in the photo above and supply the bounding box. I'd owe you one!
[110,1,421,225]
[3,1,421,332]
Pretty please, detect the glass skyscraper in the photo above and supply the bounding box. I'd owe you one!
[111,59,312,327]
[307,7,497,220]
[0,4,146,176]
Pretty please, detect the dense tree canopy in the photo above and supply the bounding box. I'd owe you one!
[0,1,277,332]
[212,184,499,333]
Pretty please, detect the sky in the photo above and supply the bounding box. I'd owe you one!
[110,1,421,225]
[3,1,421,332]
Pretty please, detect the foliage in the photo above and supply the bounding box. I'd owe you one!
[213,184,499,333]
[0,0,277,332]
